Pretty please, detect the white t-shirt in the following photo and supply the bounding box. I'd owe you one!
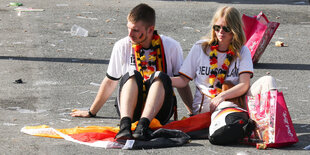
[179,40,254,114]
[106,35,183,80]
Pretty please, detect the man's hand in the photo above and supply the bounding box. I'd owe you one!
[70,109,90,117]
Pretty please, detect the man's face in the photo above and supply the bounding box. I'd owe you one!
[127,20,149,44]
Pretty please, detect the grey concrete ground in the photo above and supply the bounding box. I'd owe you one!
[0,0,309,154]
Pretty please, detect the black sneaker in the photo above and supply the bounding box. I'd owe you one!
[115,127,133,140]
[132,117,152,141]
[115,117,133,140]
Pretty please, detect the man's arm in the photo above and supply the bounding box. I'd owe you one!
[71,77,118,117]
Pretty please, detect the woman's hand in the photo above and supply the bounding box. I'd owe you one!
[70,109,90,117]
[210,94,226,113]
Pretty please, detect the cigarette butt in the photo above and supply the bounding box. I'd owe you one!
[71,109,78,112]
[256,143,267,149]
[275,41,284,47]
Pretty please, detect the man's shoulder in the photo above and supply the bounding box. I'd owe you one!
[115,36,130,45]
[160,35,180,46]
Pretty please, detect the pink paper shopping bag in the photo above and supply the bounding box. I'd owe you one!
[247,90,298,149]
[242,12,280,64]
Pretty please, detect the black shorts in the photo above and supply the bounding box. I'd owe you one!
[114,70,176,125]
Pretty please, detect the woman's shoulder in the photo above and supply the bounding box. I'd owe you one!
[191,39,208,51]
[194,39,208,45]
[239,45,251,55]
[188,40,205,52]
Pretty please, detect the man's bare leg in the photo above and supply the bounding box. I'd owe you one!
[116,77,139,140]
[141,79,165,120]
[133,79,165,140]
[119,77,139,119]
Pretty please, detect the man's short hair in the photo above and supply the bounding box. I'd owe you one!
[128,3,155,27]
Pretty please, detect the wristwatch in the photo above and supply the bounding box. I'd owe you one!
[88,109,96,117]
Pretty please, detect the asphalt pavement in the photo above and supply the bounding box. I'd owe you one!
[0,0,310,154]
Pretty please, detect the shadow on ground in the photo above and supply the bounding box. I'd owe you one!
[158,0,310,5]
[0,56,109,64]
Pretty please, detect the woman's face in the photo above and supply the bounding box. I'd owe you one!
[214,17,233,45]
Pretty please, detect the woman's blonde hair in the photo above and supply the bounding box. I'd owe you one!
[202,6,246,59]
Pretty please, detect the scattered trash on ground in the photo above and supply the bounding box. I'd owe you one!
[71,25,88,37]
[12,42,25,45]
[13,78,24,84]
[81,11,93,14]
[183,26,194,30]
[236,151,250,155]
[277,87,288,90]
[71,59,80,62]
[102,38,117,40]
[294,1,306,5]
[3,123,18,126]
[34,80,59,86]
[298,100,309,102]
[60,118,71,122]
[275,41,284,47]
[14,7,44,12]
[76,16,98,20]
[56,4,68,7]
[7,107,46,113]
[300,22,310,24]
[105,18,116,23]
[304,144,310,150]
[275,78,282,82]
[14,7,44,16]
[9,2,23,6]
[90,82,100,87]
[77,90,90,95]
[301,124,309,128]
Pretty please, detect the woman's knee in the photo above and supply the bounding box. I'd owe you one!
[248,75,277,96]
[260,75,275,83]
[260,76,277,88]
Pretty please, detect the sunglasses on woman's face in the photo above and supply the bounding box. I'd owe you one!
[213,25,231,33]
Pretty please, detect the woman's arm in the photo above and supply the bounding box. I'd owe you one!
[177,84,193,115]
[171,75,190,88]
[210,73,251,112]
[171,75,193,114]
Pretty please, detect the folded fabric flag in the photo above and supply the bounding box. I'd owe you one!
[160,112,211,133]
[21,112,211,149]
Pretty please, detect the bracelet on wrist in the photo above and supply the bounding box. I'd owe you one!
[88,109,96,117]
[188,113,194,117]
